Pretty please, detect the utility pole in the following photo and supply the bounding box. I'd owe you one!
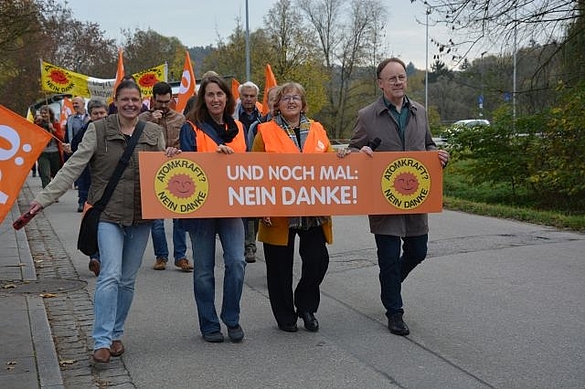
[425,7,431,111]
[245,0,251,81]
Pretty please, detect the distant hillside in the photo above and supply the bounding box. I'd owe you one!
[187,46,215,75]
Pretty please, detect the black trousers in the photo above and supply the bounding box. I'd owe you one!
[263,226,329,327]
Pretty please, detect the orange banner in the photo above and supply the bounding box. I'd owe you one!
[0,105,53,223]
[139,151,443,218]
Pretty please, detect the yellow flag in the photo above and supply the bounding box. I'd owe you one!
[133,64,168,97]
[40,60,91,97]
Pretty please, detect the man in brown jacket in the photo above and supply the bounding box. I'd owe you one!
[349,57,449,336]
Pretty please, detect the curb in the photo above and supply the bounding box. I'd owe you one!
[12,204,64,389]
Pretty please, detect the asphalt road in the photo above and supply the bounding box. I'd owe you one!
[39,182,585,389]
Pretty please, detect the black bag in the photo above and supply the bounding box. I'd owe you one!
[77,206,101,256]
[76,120,146,256]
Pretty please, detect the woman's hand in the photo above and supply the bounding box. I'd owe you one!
[336,148,351,158]
[164,147,181,157]
[29,201,43,215]
[216,144,234,154]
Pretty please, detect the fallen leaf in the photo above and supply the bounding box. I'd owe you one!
[39,293,58,298]
[2,284,16,289]
[6,361,17,366]
[59,359,77,366]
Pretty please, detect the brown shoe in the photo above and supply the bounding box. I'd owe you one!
[89,259,100,277]
[175,258,194,272]
[110,340,125,357]
[93,348,111,363]
[153,257,167,270]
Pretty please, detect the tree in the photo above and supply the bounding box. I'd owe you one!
[121,28,185,78]
[297,0,386,138]
[424,0,580,64]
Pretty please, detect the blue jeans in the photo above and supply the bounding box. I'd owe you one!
[93,221,151,350]
[172,219,187,261]
[151,219,169,259]
[77,167,91,206]
[374,234,428,316]
[187,218,246,335]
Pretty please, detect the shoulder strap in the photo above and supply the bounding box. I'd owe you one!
[93,120,147,211]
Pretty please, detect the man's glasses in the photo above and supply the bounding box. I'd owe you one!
[380,74,407,84]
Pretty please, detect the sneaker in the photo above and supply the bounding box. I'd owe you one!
[388,313,410,336]
[77,204,84,213]
[174,258,194,272]
[245,246,256,263]
[153,257,167,270]
[227,325,244,342]
[203,331,224,343]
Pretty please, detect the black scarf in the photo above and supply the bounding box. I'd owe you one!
[204,113,239,143]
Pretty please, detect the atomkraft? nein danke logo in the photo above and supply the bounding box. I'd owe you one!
[380,157,431,210]
[154,158,209,214]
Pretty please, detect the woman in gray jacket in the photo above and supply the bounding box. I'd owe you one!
[28,80,181,364]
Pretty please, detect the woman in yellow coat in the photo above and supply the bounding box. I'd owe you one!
[252,82,334,332]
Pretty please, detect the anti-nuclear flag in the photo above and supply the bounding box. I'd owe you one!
[262,63,278,115]
[132,63,168,97]
[0,105,53,224]
[41,60,168,99]
[231,78,240,101]
[175,51,196,113]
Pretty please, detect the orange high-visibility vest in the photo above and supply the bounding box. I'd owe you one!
[188,120,247,153]
[257,120,330,153]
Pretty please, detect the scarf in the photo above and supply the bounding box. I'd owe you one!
[204,113,239,143]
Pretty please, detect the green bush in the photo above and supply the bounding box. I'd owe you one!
[445,83,585,214]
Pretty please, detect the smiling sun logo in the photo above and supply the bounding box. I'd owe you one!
[154,158,209,214]
[381,157,431,210]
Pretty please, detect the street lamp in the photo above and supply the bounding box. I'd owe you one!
[245,0,251,81]
[425,7,431,111]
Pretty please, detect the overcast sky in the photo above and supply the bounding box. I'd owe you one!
[61,0,464,70]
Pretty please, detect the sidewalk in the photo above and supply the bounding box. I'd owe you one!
[0,199,63,388]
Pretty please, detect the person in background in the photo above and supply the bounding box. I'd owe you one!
[27,80,181,363]
[139,82,193,272]
[37,105,64,188]
[348,57,449,336]
[234,81,262,263]
[70,98,109,277]
[252,82,334,333]
[178,74,247,343]
[182,95,198,116]
[31,114,44,177]
[65,96,89,147]
[246,86,279,149]
[241,85,280,264]
[64,96,90,211]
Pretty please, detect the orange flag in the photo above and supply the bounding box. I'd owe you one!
[59,97,74,130]
[0,105,53,223]
[262,64,278,115]
[111,48,125,100]
[175,51,196,113]
[231,78,240,101]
